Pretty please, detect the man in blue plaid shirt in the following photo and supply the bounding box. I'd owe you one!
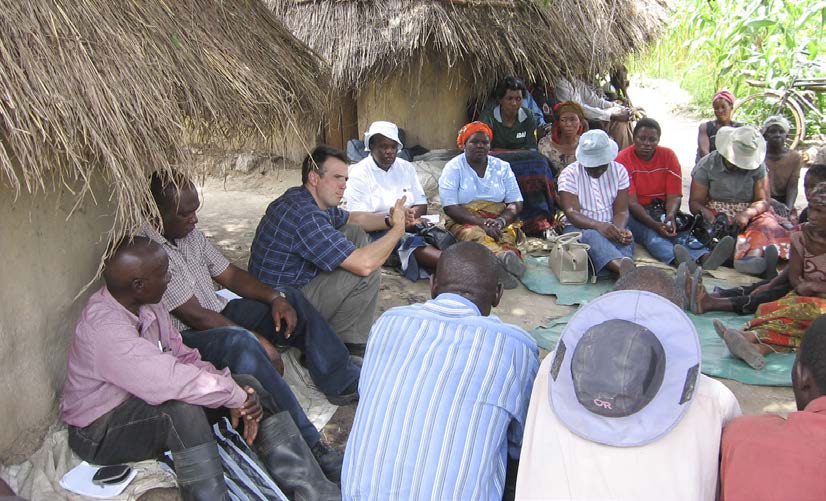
[249,145,406,354]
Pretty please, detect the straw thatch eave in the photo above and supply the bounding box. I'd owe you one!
[1,0,327,234]
[268,0,668,96]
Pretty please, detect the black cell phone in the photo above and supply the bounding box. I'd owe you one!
[92,464,132,486]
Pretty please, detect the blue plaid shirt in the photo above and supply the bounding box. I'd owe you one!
[249,186,356,288]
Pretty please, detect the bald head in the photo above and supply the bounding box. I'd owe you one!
[431,242,502,315]
[613,266,684,308]
[104,236,169,306]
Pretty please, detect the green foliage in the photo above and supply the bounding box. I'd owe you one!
[631,0,826,105]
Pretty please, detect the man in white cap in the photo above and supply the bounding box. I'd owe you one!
[557,129,636,275]
[515,268,741,500]
[762,115,802,214]
[249,145,406,355]
[344,121,442,278]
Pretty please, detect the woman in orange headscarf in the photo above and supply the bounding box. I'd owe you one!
[438,122,526,288]
[538,101,589,176]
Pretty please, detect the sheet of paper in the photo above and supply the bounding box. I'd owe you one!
[59,462,138,499]
[216,288,242,301]
[421,214,440,224]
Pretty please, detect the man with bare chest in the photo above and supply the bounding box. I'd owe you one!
[763,116,802,211]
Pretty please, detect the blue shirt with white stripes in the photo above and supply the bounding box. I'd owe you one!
[342,293,539,500]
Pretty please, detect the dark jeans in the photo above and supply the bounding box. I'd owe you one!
[221,290,359,397]
[716,280,792,314]
[181,327,320,448]
[68,375,273,465]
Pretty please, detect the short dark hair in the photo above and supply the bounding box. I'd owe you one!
[612,266,684,308]
[149,170,192,210]
[805,164,826,183]
[494,76,527,100]
[799,315,826,394]
[301,145,348,185]
[633,117,662,137]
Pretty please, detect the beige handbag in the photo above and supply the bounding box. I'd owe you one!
[547,232,596,284]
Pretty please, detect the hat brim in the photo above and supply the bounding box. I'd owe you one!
[715,127,765,170]
[364,128,403,152]
[548,290,701,447]
[576,138,619,168]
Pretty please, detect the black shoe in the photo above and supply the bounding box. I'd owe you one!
[327,380,359,406]
[345,343,367,357]
[311,440,344,484]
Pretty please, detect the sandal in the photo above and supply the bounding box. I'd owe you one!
[688,266,704,314]
[675,262,689,310]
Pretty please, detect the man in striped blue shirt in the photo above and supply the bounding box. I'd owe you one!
[342,242,539,500]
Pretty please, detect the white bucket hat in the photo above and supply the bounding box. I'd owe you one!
[576,129,619,168]
[364,121,403,152]
[715,125,766,170]
[548,290,701,447]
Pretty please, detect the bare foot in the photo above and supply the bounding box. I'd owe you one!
[713,319,767,370]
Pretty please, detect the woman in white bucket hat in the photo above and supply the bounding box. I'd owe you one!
[689,125,791,277]
[557,129,636,276]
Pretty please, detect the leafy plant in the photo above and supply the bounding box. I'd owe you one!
[632,0,826,107]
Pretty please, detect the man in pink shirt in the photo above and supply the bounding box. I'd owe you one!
[720,314,826,500]
[61,237,339,500]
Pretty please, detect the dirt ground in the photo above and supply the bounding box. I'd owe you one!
[193,78,796,452]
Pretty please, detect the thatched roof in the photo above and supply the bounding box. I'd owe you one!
[1,0,326,231]
[267,0,668,95]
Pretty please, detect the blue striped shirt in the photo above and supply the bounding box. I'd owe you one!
[342,293,539,500]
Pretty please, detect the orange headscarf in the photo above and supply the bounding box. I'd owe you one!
[456,121,493,149]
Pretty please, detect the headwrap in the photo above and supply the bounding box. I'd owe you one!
[761,115,791,134]
[809,181,826,207]
[712,89,736,105]
[456,121,493,149]
[551,101,586,143]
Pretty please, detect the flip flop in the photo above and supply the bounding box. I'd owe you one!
[688,266,703,314]
[675,262,689,310]
[674,245,698,273]
[704,236,734,270]
[762,245,779,280]
[713,319,767,370]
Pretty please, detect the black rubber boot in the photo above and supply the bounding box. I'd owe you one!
[172,442,229,501]
[255,411,341,501]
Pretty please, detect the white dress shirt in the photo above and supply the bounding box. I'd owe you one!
[344,155,427,213]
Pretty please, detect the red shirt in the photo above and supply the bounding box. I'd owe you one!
[720,396,826,501]
[616,145,683,205]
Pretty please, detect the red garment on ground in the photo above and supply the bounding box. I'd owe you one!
[616,145,683,205]
[720,396,826,501]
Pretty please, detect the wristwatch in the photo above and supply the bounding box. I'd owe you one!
[384,215,392,228]
[271,290,287,302]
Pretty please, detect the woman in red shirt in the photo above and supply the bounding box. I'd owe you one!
[617,117,733,269]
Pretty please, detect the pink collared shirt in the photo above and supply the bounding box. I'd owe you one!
[60,286,247,427]
[720,395,826,501]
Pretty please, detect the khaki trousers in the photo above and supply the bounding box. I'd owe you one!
[300,224,380,345]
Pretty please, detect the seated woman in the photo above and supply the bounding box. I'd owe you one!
[686,167,826,315]
[689,126,790,277]
[763,115,803,215]
[538,101,588,176]
[480,76,555,236]
[701,181,826,370]
[557,129,635,275]
[616,117,734,270]
[344,120,441,280]
[696,89,742,163]
[438,122,525,288]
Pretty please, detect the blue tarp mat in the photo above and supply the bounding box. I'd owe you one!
[523,256,794,386]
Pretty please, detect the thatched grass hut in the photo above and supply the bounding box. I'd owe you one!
[0,0,325,461]
[268,0,668,150]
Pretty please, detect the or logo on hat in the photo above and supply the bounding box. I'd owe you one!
[548,290,701,447]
